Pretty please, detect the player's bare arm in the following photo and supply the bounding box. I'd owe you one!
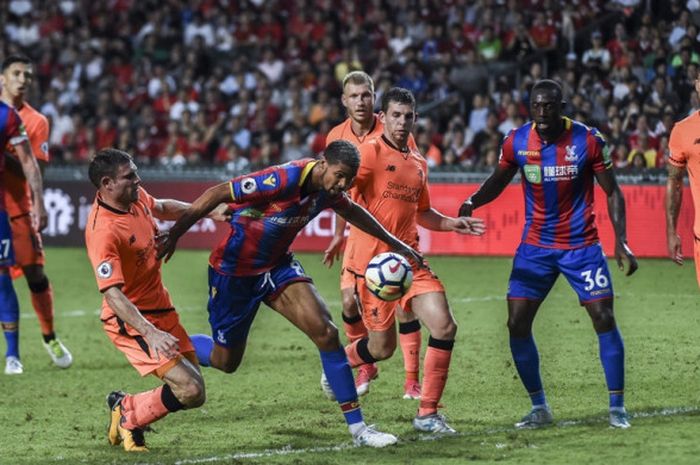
[13,139,47,231]
[156,182,232,262]
[102,285,179,360]
[459,164,518,216]
[333,199,424,267]
[323,214,347,268]
[665,163,686,265]
[152,198,232,223]
[417,207,486,236]
[595,168,638,276]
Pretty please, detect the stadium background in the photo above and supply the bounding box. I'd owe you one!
[1,0,696,255]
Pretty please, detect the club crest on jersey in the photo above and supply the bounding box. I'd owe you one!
[263,174,277,187]
[565,145,578,162]
[523,164,541,184]
[241,177,257,194]
[97,261,113,279]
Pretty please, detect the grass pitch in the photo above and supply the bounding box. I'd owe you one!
[1,248,699,465]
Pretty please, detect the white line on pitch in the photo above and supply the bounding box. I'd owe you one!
[101,405,700,465]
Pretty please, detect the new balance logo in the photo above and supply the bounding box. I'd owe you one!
[386,165,396,171]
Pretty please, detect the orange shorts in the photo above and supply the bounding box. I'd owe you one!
[103,310,196,378]
[340,267,355,291]
[353,265,445,331]
[9,213,44,272]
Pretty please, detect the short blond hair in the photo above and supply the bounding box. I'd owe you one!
[342,71,374,93]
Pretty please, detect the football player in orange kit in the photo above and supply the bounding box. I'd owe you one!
[1,54,72,368]
[332,87,485,434]
[324,71,424,399]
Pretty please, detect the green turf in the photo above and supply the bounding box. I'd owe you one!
[1,248,699,465]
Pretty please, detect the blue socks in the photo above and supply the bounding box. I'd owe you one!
[510,335,546,407]
[319,347,363,426]
[191,334,214,367]
[0,274,20,359]
[598,327,625,409]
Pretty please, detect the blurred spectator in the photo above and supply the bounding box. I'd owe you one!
[627,132,657,167]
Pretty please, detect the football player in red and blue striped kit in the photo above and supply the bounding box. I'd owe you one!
[157,140,422,447]
[460,79,638,429]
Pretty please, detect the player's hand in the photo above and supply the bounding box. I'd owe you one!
[155,231,179,262]
[452,216,486,236]
[395,243,425,269]
[143,327,180,361]
[458,200,473,217]
[208,203,232,223]
[322,235,345,268]
[667,233,683,266]
[32,204,48,232]
[615,240,638,276]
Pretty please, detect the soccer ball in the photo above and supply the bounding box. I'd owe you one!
[364,252,414,301]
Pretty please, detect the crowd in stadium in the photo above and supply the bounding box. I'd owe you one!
[0,0,696,171]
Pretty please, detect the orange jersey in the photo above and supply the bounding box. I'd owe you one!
[85,187,173,321]
[669,111,700,236]
[326,115,385,148]
[343,136,430,275]
[4,102,49,217]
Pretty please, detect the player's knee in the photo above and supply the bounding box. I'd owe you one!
[371,343,395,360]
[310,323,340,351]
[341,294,358,316]
[590,309,615,332]
[217,358,242,374]
[177,377,206,408]
[506,316,530,338]
[430,319,457,340]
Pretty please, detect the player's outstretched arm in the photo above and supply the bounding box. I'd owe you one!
[155,182,232,262]
[103,286,179,361]
[458,164,518,217]
[665,164,685,266]
[596,169,639,276]
[153,199,232,222]
[417,208,486,235]
[14,139,47,231]
[323,214,347,268]
[334,200,424,267]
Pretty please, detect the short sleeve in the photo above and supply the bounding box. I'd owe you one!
[230,165,286,203]
[31,115,50,162]
[498,131,517,168]
[668,125,688,168]
[589,127,612,173]
[354,141,379,192]
[417,161,431,212]
[87,228,125,293]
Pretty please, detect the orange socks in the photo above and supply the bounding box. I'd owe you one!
[120,386,169,430]
[418,338,454,417]
[30,284,54,336]
[399,320,421,382]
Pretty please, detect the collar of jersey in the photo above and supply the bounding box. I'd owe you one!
[298,160,317,186]
[532,116,572,141]
[97,195,129,215]
[381,135,409,153]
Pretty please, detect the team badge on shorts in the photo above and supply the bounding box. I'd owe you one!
[97,261,113,278]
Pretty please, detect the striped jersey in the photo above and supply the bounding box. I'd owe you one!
[210,158,351,276]
[0,102,29,213]
[499,117,612,249]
